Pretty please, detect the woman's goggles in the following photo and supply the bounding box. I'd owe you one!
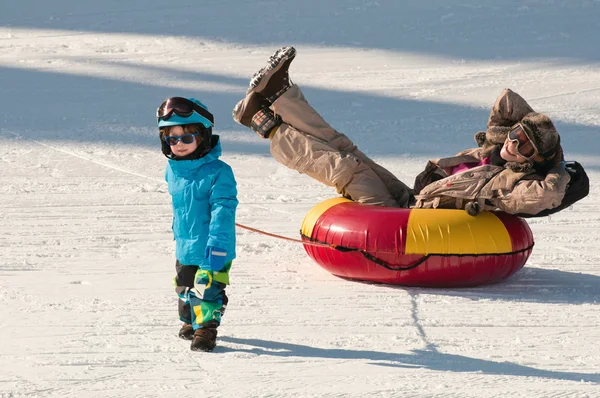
[164,133,198,146]
[157,97,214,124]
[508,123,538,160]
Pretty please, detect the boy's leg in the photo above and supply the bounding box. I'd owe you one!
[189,263,231,330]
[174,260,197,324]
[188,264,231,351]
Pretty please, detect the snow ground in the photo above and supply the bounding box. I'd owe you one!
[0,1,599,397]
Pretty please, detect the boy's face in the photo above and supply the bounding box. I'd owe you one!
[166,125,199,157]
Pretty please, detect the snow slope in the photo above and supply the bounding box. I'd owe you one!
[0,1,599,397]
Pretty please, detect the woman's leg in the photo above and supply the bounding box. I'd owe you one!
[270,122,399,206]
[271,85,413,207]
[233,46,412,206]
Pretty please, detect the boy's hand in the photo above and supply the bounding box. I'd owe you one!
[206,246,227,271]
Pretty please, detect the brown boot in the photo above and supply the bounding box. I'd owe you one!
[190,328,217,352]
[232,91,271,128]
[247,46,296,103]
[178,323,194,340]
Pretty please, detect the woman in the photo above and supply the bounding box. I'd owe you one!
[233,46,570,216]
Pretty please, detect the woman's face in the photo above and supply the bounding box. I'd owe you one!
[165,125,198,157]
[500,137,529,163]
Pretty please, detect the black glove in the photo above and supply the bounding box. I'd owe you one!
[465,202,481,216]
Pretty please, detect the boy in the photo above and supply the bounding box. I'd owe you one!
[158,97,238,351]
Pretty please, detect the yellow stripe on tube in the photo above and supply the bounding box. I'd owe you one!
[406,209,512,255]
[301,197,352,238]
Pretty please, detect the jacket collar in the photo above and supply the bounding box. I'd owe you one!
[168,136,222,175]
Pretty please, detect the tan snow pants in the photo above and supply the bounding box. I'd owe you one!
[269,85,412,207]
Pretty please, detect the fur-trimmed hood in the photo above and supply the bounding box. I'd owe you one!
[475,88,534,155]
[474,89,563,171]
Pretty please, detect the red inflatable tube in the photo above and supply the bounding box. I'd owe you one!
[300,198,534,287]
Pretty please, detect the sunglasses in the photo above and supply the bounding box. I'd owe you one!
[157,97,214,124]
[508,123,538,159]
[164,133,198,146]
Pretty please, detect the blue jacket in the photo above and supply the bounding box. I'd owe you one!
[165,137,238,267]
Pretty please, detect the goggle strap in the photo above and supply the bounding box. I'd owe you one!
[192,104,214,124]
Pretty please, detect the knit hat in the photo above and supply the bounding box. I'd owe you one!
[520,112,560,161]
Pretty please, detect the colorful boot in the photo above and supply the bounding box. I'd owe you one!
[247,46,297,103]
[190,328,218,352]
[178,323,194,340]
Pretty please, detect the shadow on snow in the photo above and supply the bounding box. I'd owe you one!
[3,0,600,62]
[0,63,597,160]
[220,336,599,384]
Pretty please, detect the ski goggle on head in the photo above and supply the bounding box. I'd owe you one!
[156,97,214,125]
[507,123,538,160]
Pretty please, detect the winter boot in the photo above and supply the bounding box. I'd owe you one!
[232,91,271,128]
[247,46,297,103]
[190,328,218,352]
[178,323,194,340]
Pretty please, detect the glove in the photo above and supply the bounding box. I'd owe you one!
[206,246,227,272]
[465,202,481,217]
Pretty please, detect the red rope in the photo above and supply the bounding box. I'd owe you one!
[235,222,335,249]
[235,222,401,258]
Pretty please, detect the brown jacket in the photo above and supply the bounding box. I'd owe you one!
[412,88,570,215]
[412,147,570,215]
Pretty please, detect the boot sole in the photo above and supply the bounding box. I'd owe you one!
[190,340,216,352]
[247,46,297,95]
[190,344,215,352]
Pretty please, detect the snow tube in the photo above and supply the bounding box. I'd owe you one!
[300,198,533,287]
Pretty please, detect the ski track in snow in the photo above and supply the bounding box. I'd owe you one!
[1,1,600,397]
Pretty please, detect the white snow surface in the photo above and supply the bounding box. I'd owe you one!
[1,1,599,397]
